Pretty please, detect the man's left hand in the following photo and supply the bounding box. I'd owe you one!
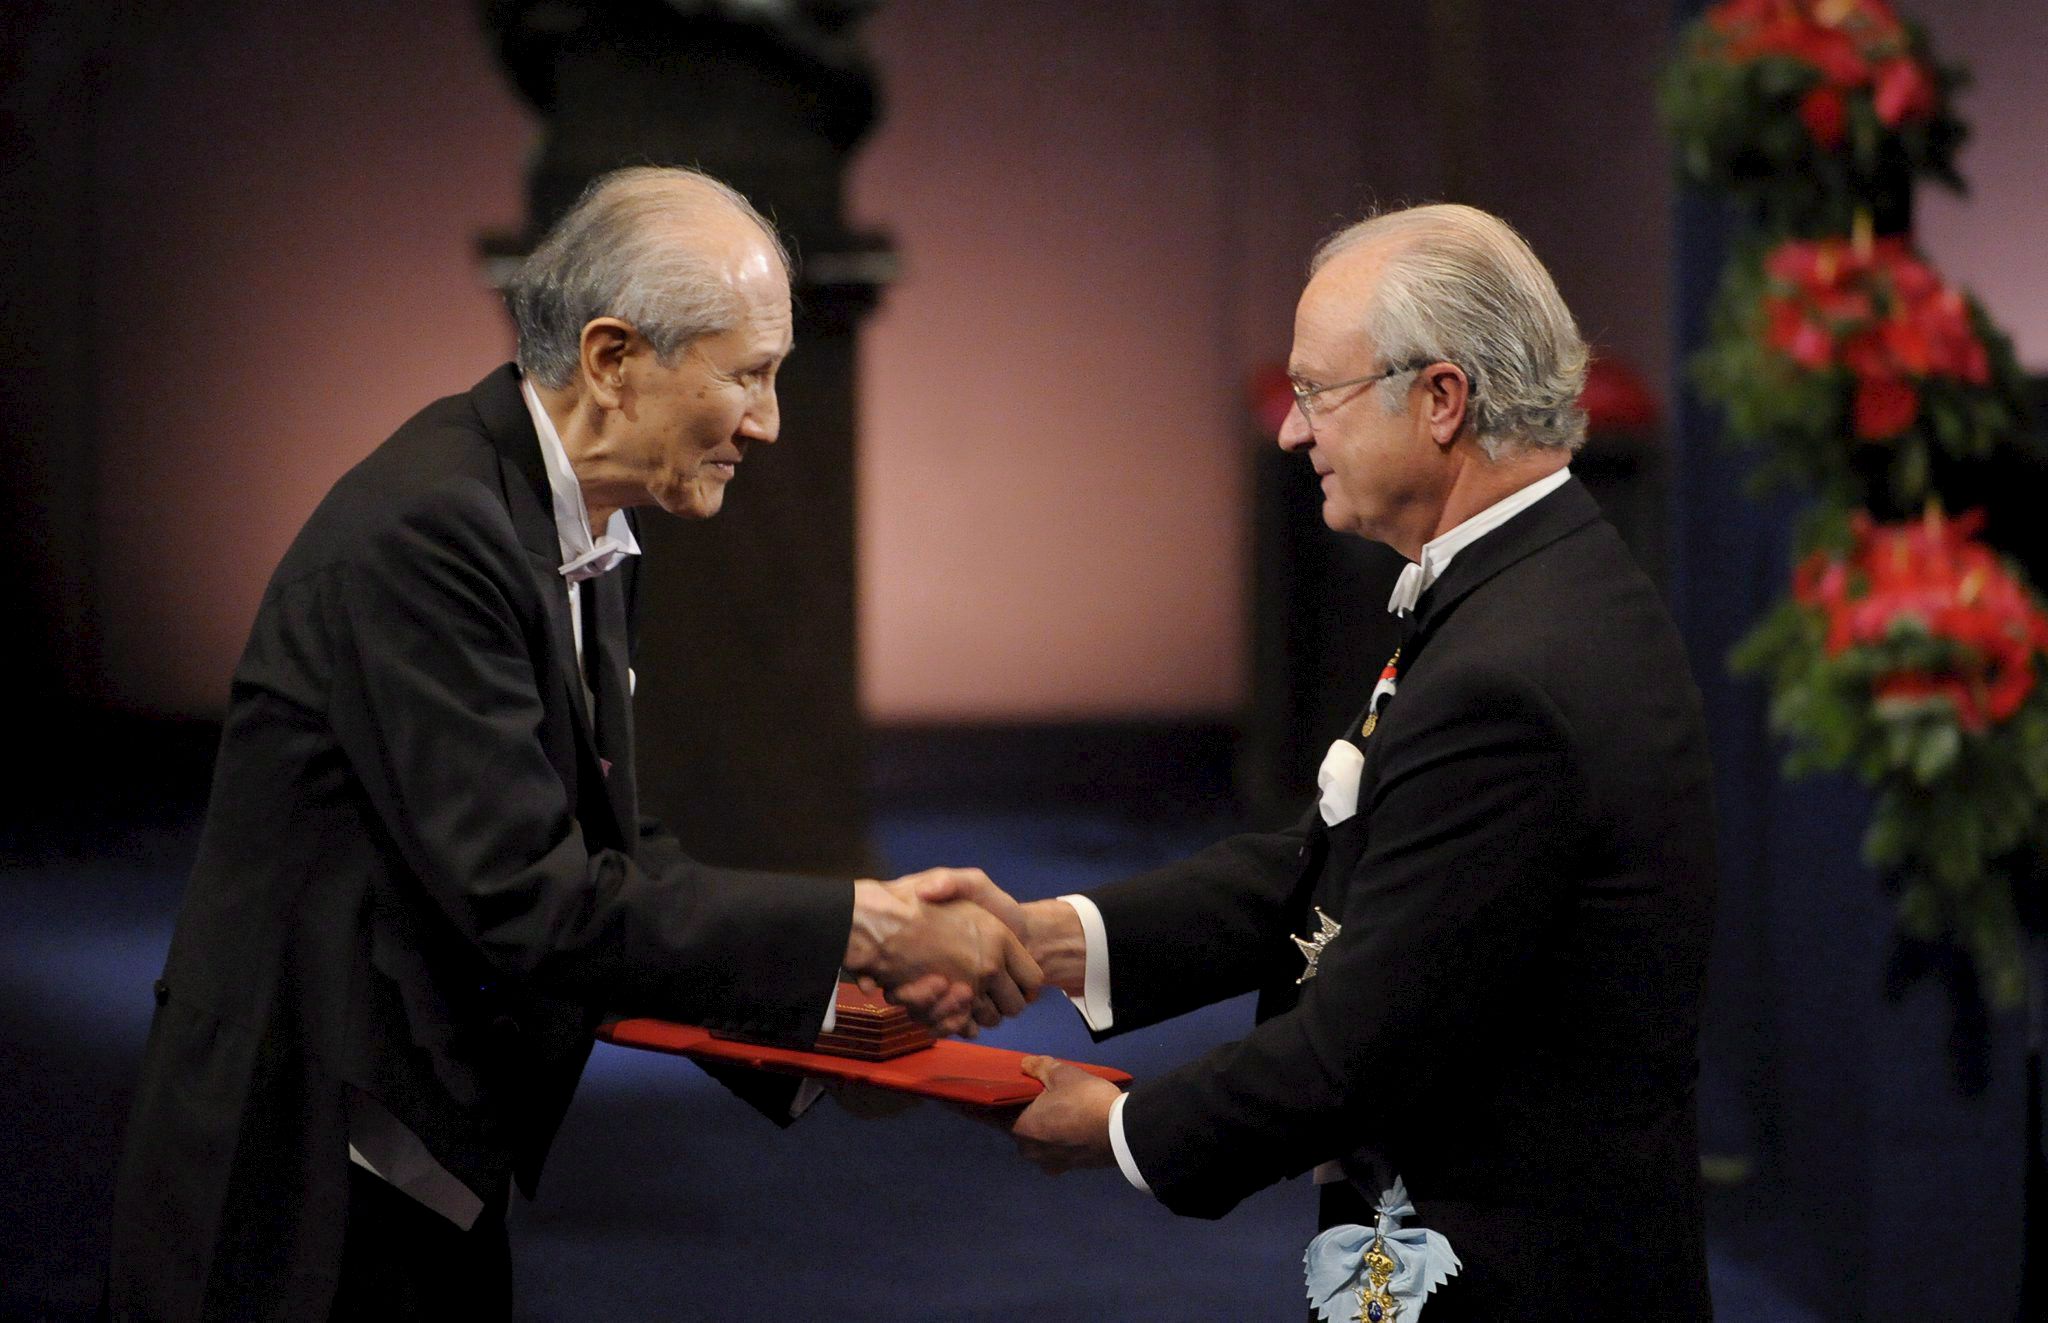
[1012,1055,1119,1173]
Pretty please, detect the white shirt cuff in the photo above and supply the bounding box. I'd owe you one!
[1108,1091,1151,1195]
[1056,894,1114,1031]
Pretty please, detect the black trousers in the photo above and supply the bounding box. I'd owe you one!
[329,1164,512,1321]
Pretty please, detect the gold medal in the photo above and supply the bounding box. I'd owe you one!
[1362,647,1401,740]
[1356,1233,1399,1323]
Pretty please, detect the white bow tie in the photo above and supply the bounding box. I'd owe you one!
[560,537,633,583]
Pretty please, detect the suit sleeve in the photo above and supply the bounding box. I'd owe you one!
[1080,808,1314,1036]
[326,479,849,1047]
[1120,663,1588,1217]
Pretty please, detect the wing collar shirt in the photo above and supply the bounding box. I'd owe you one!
[1078,466,1574,1195]
[343,377,645,1229]
[522,376,641,709]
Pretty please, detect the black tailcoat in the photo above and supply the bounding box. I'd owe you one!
[107,366,853,1320]
[1087,479,1716,1321]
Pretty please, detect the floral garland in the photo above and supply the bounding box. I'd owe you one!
[1735,510,2048,1005]
[1660,0,1966,233]
[1665,0,2044,1009]
[1693,230,2028,507]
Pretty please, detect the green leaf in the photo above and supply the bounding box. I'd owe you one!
[1864,810,1906,867]
[1895,442,1931,506]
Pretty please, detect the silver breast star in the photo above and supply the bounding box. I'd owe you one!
[1292,907,1342,983]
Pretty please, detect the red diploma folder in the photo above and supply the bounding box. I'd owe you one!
[597,990,1131,1107]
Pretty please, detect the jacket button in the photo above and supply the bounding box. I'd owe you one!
[153,979,170,1006]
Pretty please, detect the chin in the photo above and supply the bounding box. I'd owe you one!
[658,485,724,520]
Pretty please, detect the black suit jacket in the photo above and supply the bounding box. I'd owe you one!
[107,366,854,1320]
[1086,479,1716,1321]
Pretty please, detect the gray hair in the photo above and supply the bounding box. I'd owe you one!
[1311,204,1588,460]
[506,166,791,389]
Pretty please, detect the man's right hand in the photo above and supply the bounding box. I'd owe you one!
[843,869,1043,1037]
[909,871,1087,996]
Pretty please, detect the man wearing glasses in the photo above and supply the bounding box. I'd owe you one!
[930,203,1716,1320]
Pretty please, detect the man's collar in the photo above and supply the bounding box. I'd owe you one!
[1387,466,1572,616]
[519,376,641,583]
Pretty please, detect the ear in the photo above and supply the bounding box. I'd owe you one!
[1419,363,1473,451]
[578,318,636,410]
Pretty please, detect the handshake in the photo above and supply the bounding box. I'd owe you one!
[837,868,1121,1169]
[840,868,1082,1039]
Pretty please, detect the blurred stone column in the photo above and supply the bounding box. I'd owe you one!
[483,0,893,872]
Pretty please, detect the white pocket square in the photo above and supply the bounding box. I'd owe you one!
[1317,739,1364,826]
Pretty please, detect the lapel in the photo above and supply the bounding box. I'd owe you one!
[583,569,640,838]
[1405,475,1602,658]
[1303,477,1603,907]
[471,364,632,847]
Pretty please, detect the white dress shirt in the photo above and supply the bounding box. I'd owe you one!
[1080,467,1573,1196]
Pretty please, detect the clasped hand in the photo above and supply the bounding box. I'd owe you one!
[904,872,1119,1172]
[843,870,1121,1170]
[843,868,1043,1037]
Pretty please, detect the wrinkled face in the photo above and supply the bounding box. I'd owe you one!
[618,248,793,520]
[1276,249,1435,543]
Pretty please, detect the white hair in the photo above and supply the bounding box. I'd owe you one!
[506,166,791,389]
[1312,204,1588,460]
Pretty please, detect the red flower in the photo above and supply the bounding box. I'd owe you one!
[1877,316,1935,376]
[1794,548,1851,611]
[1245,363,1297,437]
[1799,85,1848,148]
[1960,338,1990,386]
[1801,510,2048,732]
[1852,0,1905,36]
[1810,286,1875,324]
[1884,247,1940,299]
[1765,297,1838,367]
[1708,0,1786,35]
[1873,55,1939,126]
[1759,235,1995,406]
[1578,356,1663,435]
[1918,291,1989,384]
[1852,375,1918,439]
[1837,328,1884,377]
[1766,239,1829,285]
[1790,320,1837,369]
[1796,25,1873,86]
[1713,0,1897,83]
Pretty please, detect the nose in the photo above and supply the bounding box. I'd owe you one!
[740,384,780,445]
[1277,398,1313,453]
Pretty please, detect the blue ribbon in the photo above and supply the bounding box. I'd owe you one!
[1303,1178,1461,1323]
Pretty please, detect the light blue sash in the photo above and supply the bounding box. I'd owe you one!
[1303,1178,1460,1323]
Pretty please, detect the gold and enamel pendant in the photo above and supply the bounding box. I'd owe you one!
[1356,1233,1398,1323]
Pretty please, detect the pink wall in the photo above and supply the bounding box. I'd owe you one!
[849,0,1433,720]
[849,3,1240,721]
[1917,0,2048,369]
[91,1,531,713]
[78,0,2046,722]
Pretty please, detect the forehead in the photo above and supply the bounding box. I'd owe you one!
[1291,245,1385,370]
[727,248,794,345]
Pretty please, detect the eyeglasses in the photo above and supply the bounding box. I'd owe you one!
[1286,360,1466,421]
[1288,362,1423,423]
